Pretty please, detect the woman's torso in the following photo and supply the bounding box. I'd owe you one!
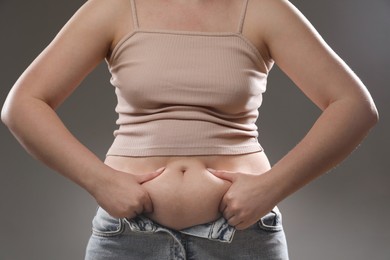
[104,0,273,230]
[105,152,271,230]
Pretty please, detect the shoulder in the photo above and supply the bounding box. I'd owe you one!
[77,0,131,20]
[247,0,300,18]
[245,0,322,59]
[70,0,129,24]
[242,0,296,64]
[246,0,309,37]
[62,0,134,54]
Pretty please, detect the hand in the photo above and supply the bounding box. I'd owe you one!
[92,167,165,219]
[208,168,280,230]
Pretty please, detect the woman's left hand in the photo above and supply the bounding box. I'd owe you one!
[208,168,280,230]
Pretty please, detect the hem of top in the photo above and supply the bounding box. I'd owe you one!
[105,145,263,157]
[106,29,270,74]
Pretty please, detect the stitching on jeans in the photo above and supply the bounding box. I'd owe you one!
[92,218,125,237]
[257,210,283,232]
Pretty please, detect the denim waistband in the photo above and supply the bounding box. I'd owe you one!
[123,215,236,243]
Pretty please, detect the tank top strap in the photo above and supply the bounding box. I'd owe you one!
[238,0,249,33]
[130,0,140,29]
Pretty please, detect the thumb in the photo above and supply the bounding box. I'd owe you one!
[135,167,165,184]
[207,168,238,182]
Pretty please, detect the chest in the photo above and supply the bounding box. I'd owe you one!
[108,32,267,114]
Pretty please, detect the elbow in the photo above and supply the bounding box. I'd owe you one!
[1,99,12,128]
[1,94,25,129]
[1,104,19,131]
[359,99,379,130]
[365,95,379,126]
[2,88,33,129]
[1,87,18,128]
[368,104,379,127]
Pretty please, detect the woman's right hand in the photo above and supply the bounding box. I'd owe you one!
[91,167,165,219]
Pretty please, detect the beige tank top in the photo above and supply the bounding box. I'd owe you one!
[106,0,269,157]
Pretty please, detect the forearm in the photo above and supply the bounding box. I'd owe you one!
[1,95,111,195]
[270,97,378,201]
[2,95,165,218]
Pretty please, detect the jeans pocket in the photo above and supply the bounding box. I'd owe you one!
[91,207,124,237]
[257,207,283,232]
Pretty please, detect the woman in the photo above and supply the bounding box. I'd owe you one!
[1,0,378,259]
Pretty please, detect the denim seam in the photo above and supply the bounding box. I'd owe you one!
[92,218,125,237]
[257,210,283,232]
[123,217,187,259]
[157,229,187,260]
[208,221,216,239]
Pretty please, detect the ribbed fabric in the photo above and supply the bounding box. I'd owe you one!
[105,0,269,157]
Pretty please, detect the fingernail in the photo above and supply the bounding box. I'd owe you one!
[207,168,216,172]
[156,167,166,173]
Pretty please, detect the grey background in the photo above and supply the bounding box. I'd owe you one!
[0,0,389,259]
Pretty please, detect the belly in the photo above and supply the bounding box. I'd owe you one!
[104,152,271,230]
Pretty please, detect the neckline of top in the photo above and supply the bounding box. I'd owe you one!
[107,29,270,74]
[133,28,242,36]
[130,0,250,34]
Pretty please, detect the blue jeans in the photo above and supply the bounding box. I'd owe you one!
[85,207,289,259]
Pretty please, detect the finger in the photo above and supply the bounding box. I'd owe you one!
[227,216,242,227]
[235,222,249,230]
[223,209,235,221]
[219,197,228,213]
[135,167,165,184]
[127,210,139,219]
[207,168,237,182]
[142,193,154,214]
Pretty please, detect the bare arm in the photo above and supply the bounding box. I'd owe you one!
[1,0,161,218]
[263,0,378,197]
[212,0,378,229]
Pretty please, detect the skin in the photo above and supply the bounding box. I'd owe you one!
[1,0,378,231]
